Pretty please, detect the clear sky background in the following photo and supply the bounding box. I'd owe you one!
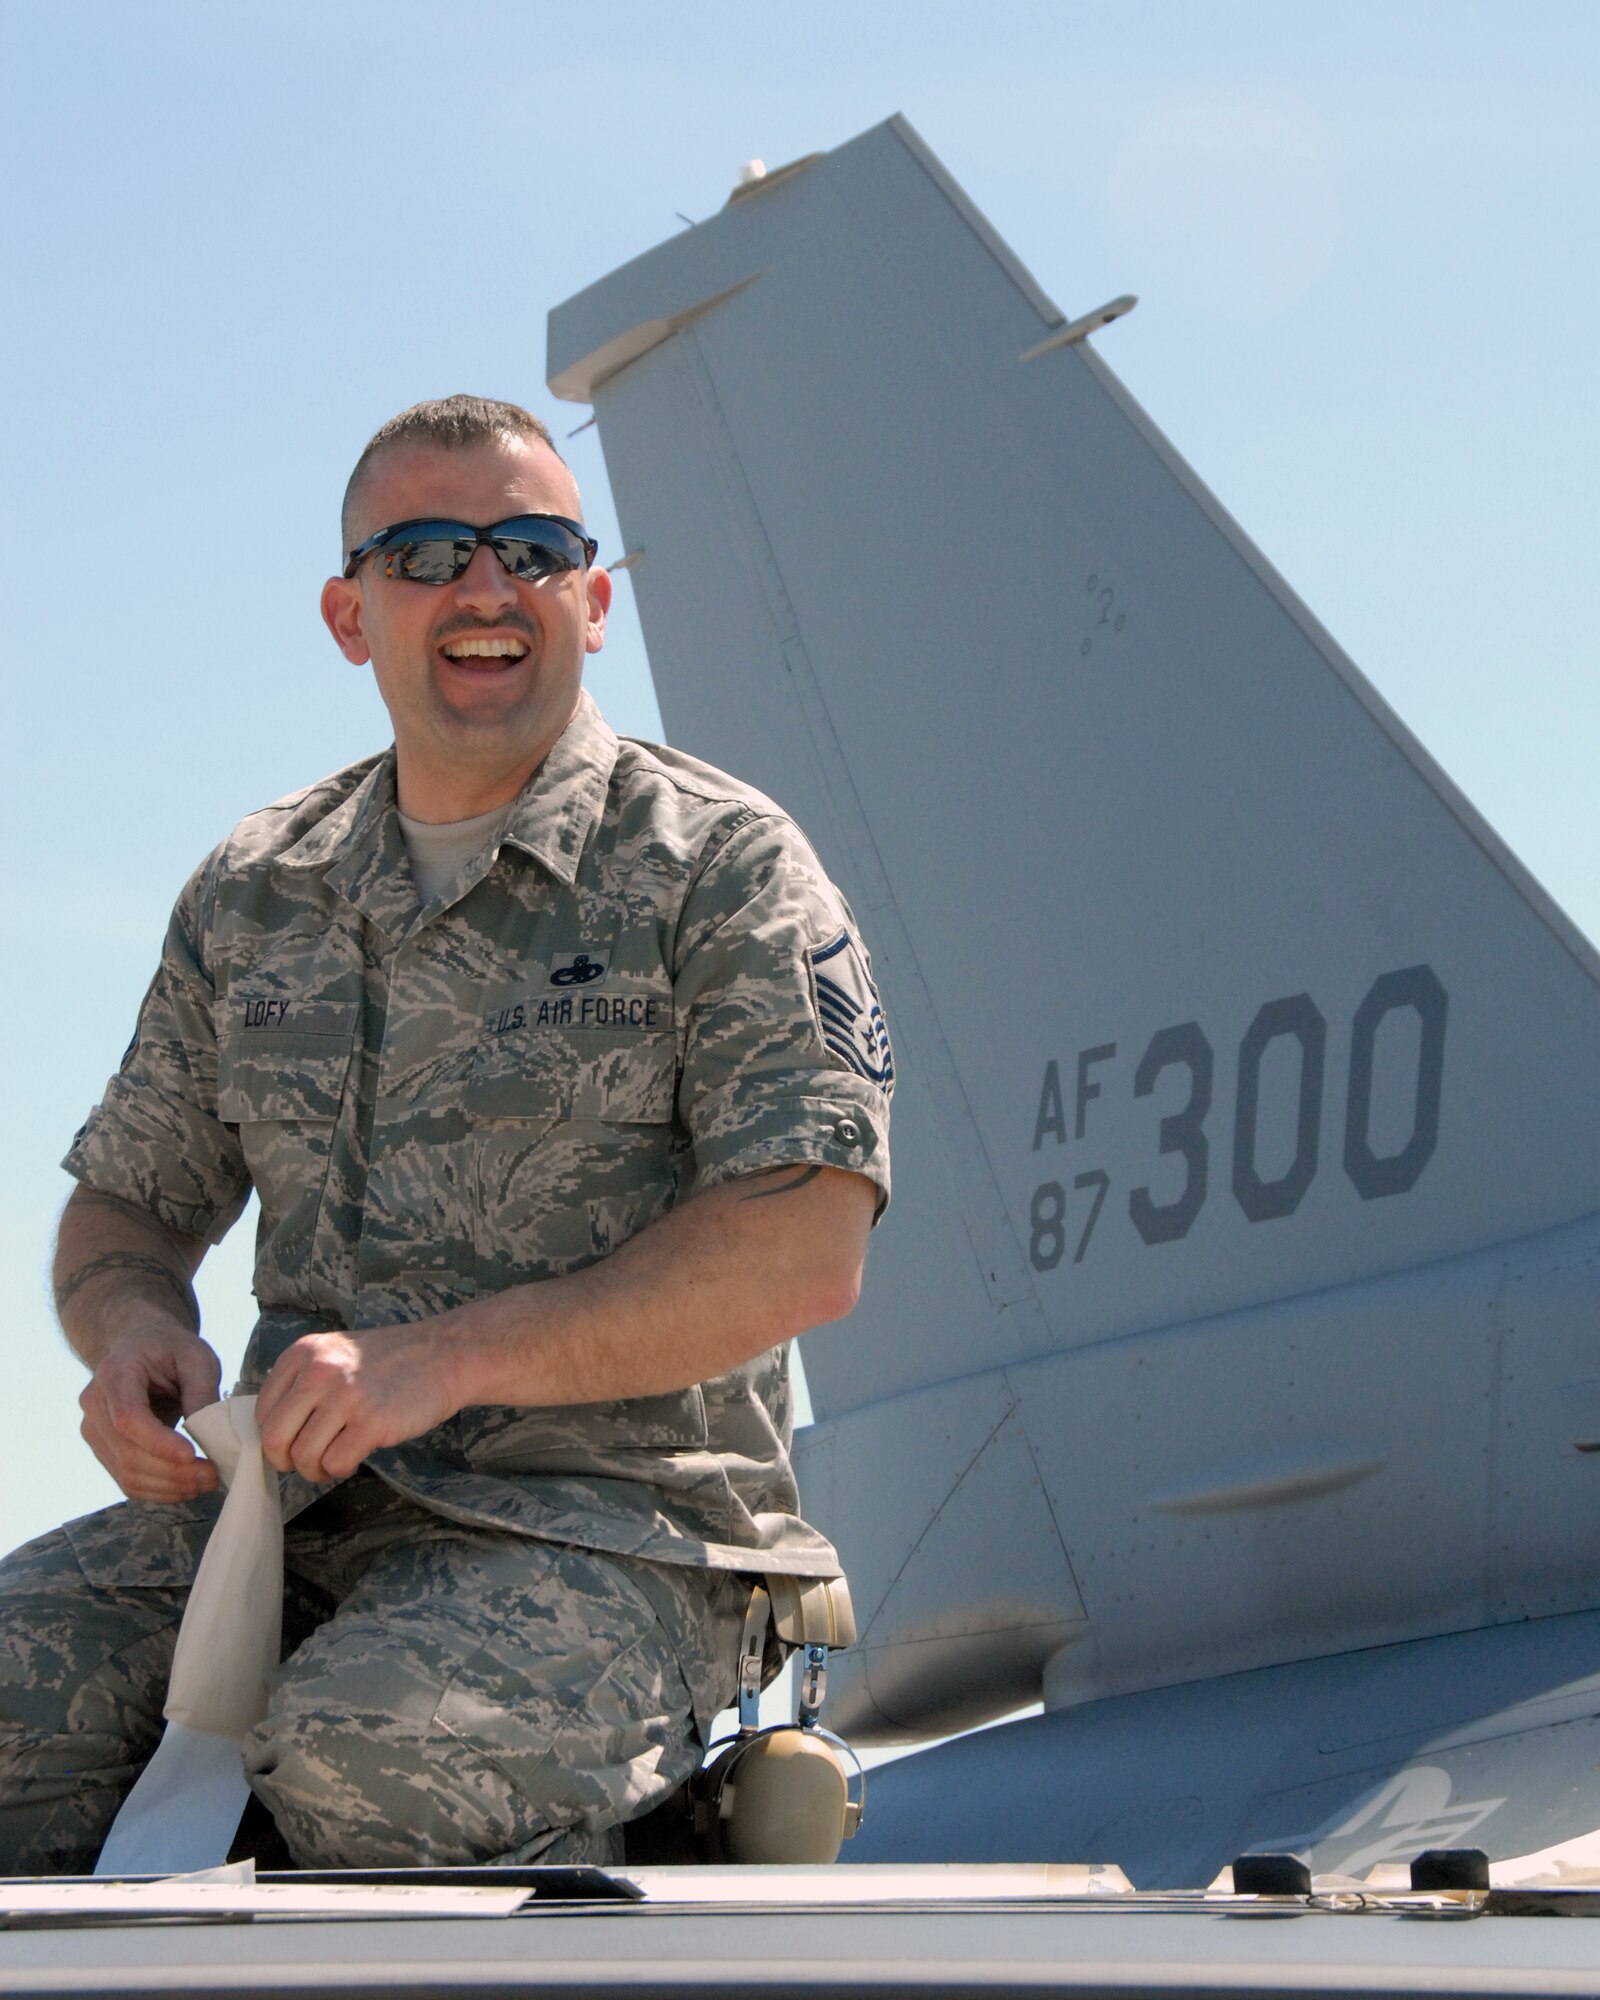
[1,0,1595,1556]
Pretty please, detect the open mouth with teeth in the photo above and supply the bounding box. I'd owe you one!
[440,636,530,664]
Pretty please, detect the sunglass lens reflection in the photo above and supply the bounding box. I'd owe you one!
[378,521,586,585]
[490,527,580,578]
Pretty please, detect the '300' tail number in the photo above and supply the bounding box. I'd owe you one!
[1027,966,1446,1270]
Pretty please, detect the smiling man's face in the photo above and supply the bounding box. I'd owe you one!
[320,434,611,821]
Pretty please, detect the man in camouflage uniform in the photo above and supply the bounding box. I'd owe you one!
[0,396,892,1872]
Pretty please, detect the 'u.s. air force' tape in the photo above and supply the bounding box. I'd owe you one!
[95,1396,283,1876]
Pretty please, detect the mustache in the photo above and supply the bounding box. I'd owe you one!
[430,611,539,647]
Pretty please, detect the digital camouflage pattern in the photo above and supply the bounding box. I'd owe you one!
[0,1475,746,1871]
[64,690,892,1574]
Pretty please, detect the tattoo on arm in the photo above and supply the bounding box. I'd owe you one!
[56,1253,201,1332]
[738,1165,823,1204]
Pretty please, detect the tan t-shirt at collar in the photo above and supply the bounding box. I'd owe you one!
[396,803,506,906]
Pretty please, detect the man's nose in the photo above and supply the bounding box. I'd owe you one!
[452,541,520,613]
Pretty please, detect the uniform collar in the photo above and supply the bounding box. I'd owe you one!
[497,688,619,888]
[278,689,619,943]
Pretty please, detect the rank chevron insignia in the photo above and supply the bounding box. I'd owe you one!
[808,931,895,1093]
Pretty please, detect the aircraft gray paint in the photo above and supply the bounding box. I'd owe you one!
[548,116,1600,1889]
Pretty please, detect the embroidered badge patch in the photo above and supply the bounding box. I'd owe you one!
[548,949,610,989]
[808,931,895,1094]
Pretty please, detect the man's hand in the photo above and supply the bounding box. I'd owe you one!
[55,1185,218,1503]
[255,1325,467,1484]
[78,1320,223,1502]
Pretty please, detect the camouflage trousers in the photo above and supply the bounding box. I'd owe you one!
[0,1472,748,1874]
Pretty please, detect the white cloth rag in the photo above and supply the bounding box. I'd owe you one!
[95,1395,284,1875]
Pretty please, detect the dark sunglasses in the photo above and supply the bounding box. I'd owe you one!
[343,513,598,584]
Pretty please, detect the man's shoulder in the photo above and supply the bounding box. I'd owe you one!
[610,734,797,848]
[210,753,387,873]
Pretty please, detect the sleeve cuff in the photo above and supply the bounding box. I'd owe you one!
[63,1082,251,1245]
[689,1082,891,1217]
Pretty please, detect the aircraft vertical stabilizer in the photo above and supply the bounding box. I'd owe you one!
[548,121,1600,1876]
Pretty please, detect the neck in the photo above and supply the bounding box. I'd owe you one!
[394,760,539,824]
[393,723,571,823]
[392,695,583,823]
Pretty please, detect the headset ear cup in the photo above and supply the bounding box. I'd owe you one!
[712,1731,854,1866]
[688,1742,740,1863]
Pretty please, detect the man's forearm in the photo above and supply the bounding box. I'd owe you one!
[54,1185,207,1368]
[444,1162,876,1411]
[254,1163,879,1483]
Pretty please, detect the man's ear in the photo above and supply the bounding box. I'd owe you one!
[583,564,613,656]
[321,576,371,664]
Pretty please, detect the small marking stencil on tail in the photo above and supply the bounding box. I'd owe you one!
[809,931,895,1092]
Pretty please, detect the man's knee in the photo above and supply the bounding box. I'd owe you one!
[0,1509,203,1733]
[242,1554,713,1869]
[0,1514,197,1873]
[242,1648,640,1869]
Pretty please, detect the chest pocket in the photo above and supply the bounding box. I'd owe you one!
[218,1021,357,1124]
[216,1006,358,1231]
[566,1034,676,1124]
[471,1032,679,1286]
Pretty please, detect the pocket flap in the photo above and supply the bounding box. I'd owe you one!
[464,1067,566,1123]
[467,1038,675,1125]
[218,1036,354,1124]
[570,1037,676,1123]
[65,1497,222,1589]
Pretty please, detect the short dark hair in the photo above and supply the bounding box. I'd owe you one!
[341,395,565,555]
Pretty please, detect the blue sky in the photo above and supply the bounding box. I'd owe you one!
[1,0,1595,1551]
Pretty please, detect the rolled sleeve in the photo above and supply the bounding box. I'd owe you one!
[62,861,250,1243]
[672,814,893,1215]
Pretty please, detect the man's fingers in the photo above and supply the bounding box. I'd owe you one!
[77,1333,227,1502]
[317,1424,372,1485]
[257,1334,365,1479]
[251,1358,294,1441]
[79,1403,218,1501]
[82,1379,196,1466]
[258,1387,325,1478]
[253,1333,326,1439]
[263,1394,353,1484]
[255,1360,309,1473]
[116,1460,218,1503]
[118,1391,204,1463]
[255,1330,429,1482]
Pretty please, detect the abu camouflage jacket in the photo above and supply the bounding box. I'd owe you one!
[65,692,893,1576]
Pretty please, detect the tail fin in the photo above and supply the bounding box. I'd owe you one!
[549,120,1600,1742]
